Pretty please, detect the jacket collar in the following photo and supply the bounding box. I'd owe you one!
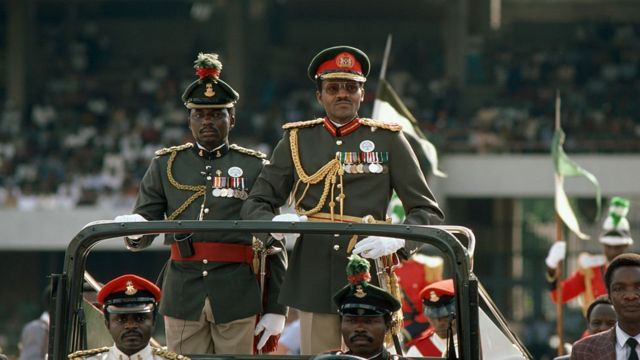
[193,142,229,160]
[323,117,361,137]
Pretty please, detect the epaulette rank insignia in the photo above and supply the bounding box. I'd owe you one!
[67,347,110,360]
[230,144,267,159]
[359,118,402,132]
[155,143,194,156]
[152,347,191,360]
[282,118,324,130]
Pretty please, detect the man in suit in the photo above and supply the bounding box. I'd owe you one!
[570,253,640,360]
[241,45,444,354]
[114,53,287,354]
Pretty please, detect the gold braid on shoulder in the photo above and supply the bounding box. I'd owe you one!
[67,347,110,360]
[152,347,191,360]
[166,151,206,220]
[289,128,344,220]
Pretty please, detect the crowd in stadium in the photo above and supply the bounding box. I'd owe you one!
[0,21,639,210]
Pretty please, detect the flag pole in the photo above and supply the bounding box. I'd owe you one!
[554,90,565,356]
[379,34,392,81]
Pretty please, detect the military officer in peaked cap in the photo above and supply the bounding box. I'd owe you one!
[241,45,444,354]
[68,274,186,360]
[114,53,287,355]
[324,255,407,360]
[405,279,457,358]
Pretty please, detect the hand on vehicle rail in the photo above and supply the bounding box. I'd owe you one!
[254,313,286,350]
[352,236,405,259]
[114,213,147,241]
[270,213,307,242]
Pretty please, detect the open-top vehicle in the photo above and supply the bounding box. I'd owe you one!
[49,220,532,360]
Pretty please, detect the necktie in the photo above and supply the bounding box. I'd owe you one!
[627,338,639,360]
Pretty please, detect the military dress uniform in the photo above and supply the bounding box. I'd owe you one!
[547,196,634,315]
[405,279,457,358]
[68,274,187,360]
[124,53,286,354]
[241,46,444,354]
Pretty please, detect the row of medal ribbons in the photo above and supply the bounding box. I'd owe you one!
[211,176,248,199]
[338,151,388,174]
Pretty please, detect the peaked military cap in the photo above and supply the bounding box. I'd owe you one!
[600,196,634,246]
[308,46,370,83]
[182,53,239,109]
[97,274,161,314]
[333,255,400,316]
[420,279,456,319]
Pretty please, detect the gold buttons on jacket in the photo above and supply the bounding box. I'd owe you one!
[204,208,210,214]
[202,259,208,264]
[333,245,340,251]
[336,140,343,145]
[202,270,208,277]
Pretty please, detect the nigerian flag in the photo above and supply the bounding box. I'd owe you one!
[372,78,446,178]
[552,127,601,240]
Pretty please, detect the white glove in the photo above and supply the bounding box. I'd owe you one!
[271,214,307,242]
[545,241,566,269]
[254,313,286,350]
[352,236,405,259]
[114,214,147,240]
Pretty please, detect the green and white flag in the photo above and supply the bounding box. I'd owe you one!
[372,78,446,178]
[552,128,601,240]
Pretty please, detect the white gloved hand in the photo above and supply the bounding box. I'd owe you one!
[352,236,405,259]
[114,214,147,240]
[254,313,286,350]
[271,214,307,242]
[545,241,566,269]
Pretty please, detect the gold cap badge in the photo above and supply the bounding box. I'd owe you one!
[125,280,138,295]
[337,54,354,68]
[429,290,439,303]
[204,83,215,97]
[354,285,367,298]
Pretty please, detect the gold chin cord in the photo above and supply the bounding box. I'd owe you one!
[289,128,344,220]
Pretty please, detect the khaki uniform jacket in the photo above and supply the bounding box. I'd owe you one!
[68,344,186,360]
[241,118,444,313]
[132,143,287,323]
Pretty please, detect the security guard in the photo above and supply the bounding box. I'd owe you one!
[405,279,457,358]
[114,53,287,354]
[241,45,444,354]
[68,274,185,360]
[328,255,407,360]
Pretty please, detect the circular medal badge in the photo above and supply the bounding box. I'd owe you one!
[228,166,243,178]
[359,140,375,153]
[220,188,228,197]
[212,188,221,197]
[226,189,234,198]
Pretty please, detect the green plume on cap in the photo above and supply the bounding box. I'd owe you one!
[194,53,222,70]
[609,196,630,227]
[346,254,371,288]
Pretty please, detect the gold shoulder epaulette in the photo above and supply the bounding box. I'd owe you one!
[282,118,324,130]
[230,144,267,159]
[152,347,191,360]
[359,118,402,132]
[67,347,110,360]
[155,143,194,156]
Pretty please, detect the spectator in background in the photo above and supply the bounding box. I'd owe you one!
[584,295,616,337]
[18,285,51,360]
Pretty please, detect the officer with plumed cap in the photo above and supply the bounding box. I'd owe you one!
[113,53,287,355]
[241,45,443,354]
[405,279,457,357]
[68,274,186,360]
[324,255,407,360]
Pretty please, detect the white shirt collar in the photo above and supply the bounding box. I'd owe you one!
[40,311,50,326]
[196,142,225,153]
[110,343,153,360]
